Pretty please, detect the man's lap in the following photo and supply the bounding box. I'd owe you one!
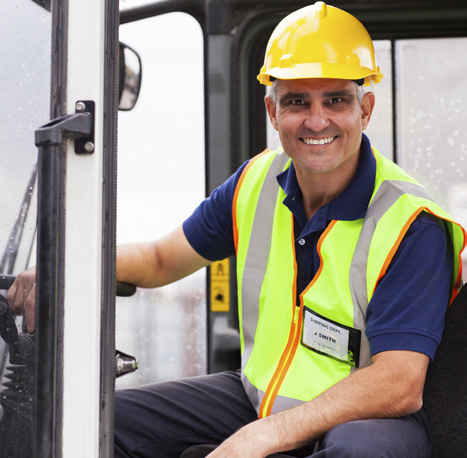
[310,412,432,458]
[114,371,432,458]
[114,371,257,457]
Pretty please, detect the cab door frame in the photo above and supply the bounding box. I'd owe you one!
[34,0,119,455]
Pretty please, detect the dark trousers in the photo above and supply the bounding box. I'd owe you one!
[114,370,432,458]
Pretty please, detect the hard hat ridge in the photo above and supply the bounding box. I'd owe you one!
[313,1,328,20]
[258,2,383,87]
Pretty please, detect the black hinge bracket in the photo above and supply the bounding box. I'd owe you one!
[35,100,95,154]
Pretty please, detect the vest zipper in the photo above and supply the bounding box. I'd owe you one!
[293,304,299,323]
[258,220,337,418]
[259,214,303,418]
[259,216,302,418]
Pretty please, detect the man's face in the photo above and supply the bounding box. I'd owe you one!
[265,78,374,180]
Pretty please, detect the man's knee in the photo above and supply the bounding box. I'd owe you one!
[315,418,432,458]
[318,421,391,457]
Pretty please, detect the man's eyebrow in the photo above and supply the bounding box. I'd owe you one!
[278,92,309,103]
[322,90,356,98]
[278,89,356,104]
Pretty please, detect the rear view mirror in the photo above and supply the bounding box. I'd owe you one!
[118,42,142,111]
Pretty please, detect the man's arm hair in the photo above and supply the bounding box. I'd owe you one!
[116,225,211,288]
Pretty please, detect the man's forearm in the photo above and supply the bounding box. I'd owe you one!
[263,352,426,451]
[116,242,160,288]
[116,225,211,289]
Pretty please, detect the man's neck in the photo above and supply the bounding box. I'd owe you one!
[295,156,360,221]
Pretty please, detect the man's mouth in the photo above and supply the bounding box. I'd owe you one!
[301,136,337,145]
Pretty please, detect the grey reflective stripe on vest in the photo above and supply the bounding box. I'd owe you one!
[240,150,290,413]
[241,150,290,367]
[349,179,436,370]
[241,373,303,414]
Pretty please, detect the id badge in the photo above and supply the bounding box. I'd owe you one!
[301,306,361,367]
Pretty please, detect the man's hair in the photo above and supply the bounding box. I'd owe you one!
[267,79,367,104]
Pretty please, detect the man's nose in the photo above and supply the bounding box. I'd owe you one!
[303,103,330,132]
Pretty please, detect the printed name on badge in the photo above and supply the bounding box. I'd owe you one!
[301,307,361,367]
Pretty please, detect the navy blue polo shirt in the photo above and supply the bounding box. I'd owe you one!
[183,134,452,361]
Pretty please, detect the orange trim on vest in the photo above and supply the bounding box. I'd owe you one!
[258,214,297,418]
[259,220,337,418]
[369,144,465,302]
[426,209,466,306]
[440,214,465,305]
[232,149,271,254]
[373,208,424,294]
[373,207,466,304]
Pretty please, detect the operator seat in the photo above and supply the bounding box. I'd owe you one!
[423,283,467,457]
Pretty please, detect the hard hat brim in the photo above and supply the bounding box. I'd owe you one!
[258,63,383,86]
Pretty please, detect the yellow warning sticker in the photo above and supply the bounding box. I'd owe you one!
[210,258,230,312]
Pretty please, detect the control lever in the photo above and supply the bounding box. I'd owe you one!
[0,276,138,374]
[0,275,15,291]
[115,282,138,377]
[116,350,139,377]
[0,275,136,298]
[116,281,136,297]
[0,295,34,365]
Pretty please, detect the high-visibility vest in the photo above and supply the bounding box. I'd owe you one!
[232,147,465,419]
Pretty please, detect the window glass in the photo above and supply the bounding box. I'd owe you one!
[364,40,393,160]
[395,37,467,241]
[0,1,49,274]
[116,13,206,387]
[0,1,51,455]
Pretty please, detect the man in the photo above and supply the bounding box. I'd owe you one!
[8,2,465,457]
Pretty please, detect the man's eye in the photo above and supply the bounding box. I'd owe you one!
[290,99,305,106]
[328,97,343,104]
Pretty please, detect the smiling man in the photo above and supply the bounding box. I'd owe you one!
[7,2,465,457]
[111,4,464,457]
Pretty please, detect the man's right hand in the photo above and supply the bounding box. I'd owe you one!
[6,266,37,333]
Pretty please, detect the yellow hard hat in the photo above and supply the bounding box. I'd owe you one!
[257,2,383,87]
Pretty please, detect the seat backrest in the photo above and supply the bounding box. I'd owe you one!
[423,285,467,457]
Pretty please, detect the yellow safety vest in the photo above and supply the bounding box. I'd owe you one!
[232,147,465,418]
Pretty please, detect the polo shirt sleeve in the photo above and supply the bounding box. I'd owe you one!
[365,212,453,361]
[182,161,249,261]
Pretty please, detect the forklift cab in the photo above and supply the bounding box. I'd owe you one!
[0,0,466,456]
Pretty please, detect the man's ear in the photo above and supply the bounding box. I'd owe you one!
[361,91,375,131]
[265,96,278,131]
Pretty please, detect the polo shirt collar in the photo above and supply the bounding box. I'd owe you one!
[276,133,376,230]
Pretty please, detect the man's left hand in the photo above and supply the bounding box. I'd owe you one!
[206,420,275,458]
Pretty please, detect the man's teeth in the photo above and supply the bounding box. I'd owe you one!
[302,136,336,145]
